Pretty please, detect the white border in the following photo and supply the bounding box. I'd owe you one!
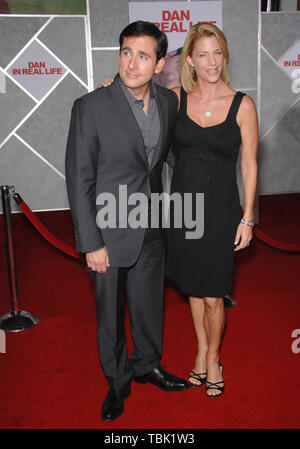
[261,44,296,82]
[260,94,300,142]
[14,133,65,179]
[0,15,90,149]
[0,14,86,17]
[1,65,39,103]
[261,11,299,14]
[257,0,262,126]
[35,37,88,89]
[8,207,71,214]
[0,9,92,213]
[85,0,94,91]
[0,69,69,150]
[4,16,53,71]
[92,47,119,51]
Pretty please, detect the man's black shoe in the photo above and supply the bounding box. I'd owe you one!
[101,383,131,421]
[134,365,189,391]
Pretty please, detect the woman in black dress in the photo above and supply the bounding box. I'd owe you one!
[166,23,258,397]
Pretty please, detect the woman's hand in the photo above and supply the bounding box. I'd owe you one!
[234,222,253,251]
[97,77,114,88]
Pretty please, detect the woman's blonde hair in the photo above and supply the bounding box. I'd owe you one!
[180,22,231,93]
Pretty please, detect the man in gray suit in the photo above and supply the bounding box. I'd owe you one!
[65,21,188,421]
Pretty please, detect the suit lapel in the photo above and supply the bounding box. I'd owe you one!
[109,75,148,166]
[108,75,169,170]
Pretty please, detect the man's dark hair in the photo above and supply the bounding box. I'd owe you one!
[119,21,168,61]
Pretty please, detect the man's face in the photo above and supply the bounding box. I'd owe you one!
[118,35,165,94]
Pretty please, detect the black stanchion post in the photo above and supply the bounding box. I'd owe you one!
[0,185,39,332]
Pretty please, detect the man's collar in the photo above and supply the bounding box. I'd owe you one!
[118,75,157,106]
[149,79,157,98]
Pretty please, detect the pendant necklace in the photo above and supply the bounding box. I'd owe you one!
[205,111,211,117]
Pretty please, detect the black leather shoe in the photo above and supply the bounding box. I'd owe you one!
[134,365,189,391]
[101,383,131,421]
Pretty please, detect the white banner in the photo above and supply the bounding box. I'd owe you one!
[129,1,222,52]
[278,39,300,79]
[7,40,66,101]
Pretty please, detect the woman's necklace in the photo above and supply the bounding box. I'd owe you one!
[191,91,213,117]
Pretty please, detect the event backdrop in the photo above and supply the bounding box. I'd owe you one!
[0,0,299,214]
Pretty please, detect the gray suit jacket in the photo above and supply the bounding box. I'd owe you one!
[65,74,178,267]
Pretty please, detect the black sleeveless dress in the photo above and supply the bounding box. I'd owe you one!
[166,88,246,298]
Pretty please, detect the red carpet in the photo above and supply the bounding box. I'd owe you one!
[0,194,299,429]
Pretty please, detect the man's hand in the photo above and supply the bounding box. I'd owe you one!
[86,247,110,274]
[97,77,114,88]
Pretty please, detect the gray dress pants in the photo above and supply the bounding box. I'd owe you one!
[89,227,165,391]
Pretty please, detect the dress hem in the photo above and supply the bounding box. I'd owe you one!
[166,276,230,299]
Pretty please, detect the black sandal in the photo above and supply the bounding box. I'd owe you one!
[206,363,224,397]
[188,371,207,387]
[206,380,225,397]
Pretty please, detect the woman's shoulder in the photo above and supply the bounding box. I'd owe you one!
[235,91,257,112]
[235,91,258,127]
[227,89,257,115]
[223,87,239,99]
[228,87,253,103]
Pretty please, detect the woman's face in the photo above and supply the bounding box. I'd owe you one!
[187,35,224,84]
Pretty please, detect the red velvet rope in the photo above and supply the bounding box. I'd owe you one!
[13,194,300,256]
[14,194,81,260]
[253,226,300,252]
[240,207,300,252]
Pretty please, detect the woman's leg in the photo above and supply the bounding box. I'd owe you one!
[203,297,225,396]
[188,296,208,385]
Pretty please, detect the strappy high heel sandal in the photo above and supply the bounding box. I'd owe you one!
[188,371,207,387]
[206,363,225,398]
